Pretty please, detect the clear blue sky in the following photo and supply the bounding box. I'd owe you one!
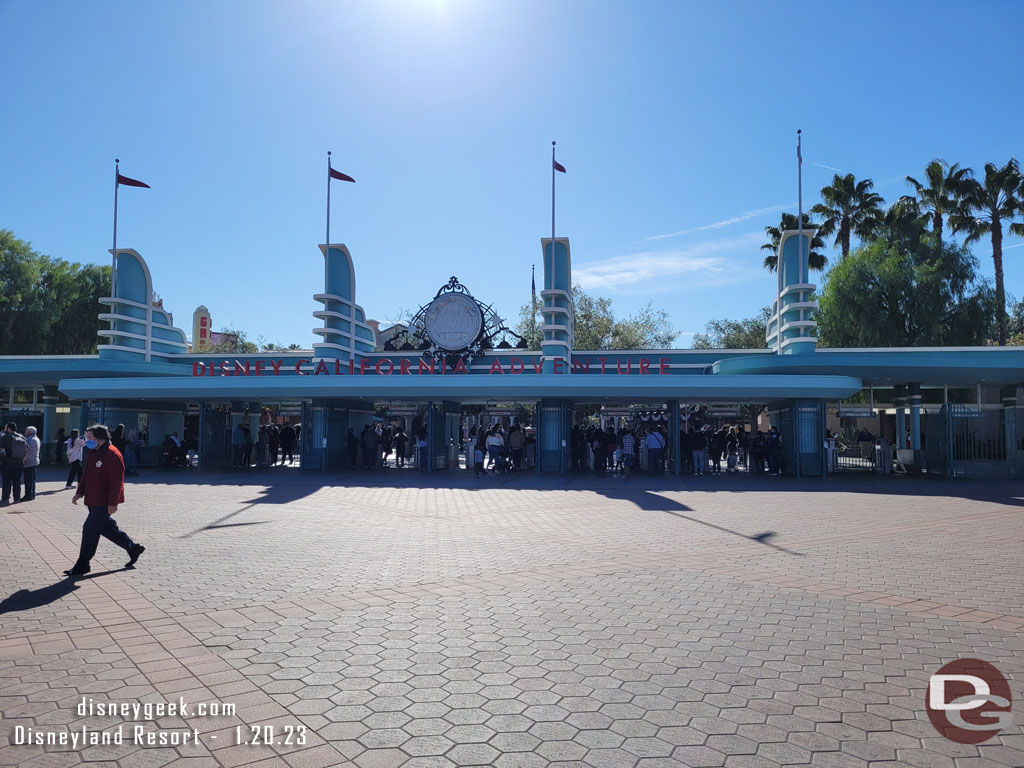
[2,0,1022,347]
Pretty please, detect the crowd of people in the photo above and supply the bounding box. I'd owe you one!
[469,422,529,476]
[351,423,427,469]
[569,422,785,476]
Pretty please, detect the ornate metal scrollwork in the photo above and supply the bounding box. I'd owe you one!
[381,277,526,365]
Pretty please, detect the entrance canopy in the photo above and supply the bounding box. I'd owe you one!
[57,372,863,403]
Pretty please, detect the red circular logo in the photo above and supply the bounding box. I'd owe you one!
[926,658,1012,744]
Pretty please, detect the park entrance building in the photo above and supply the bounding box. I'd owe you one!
[3,229,1023,479]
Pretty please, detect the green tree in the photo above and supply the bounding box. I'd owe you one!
[208,326,259,354]
[0,230,111,355]
[874,198,927,248]
[609,302,677,349]
[811,173,885,258]
[691,307,772,349]
[760,212,827,272]
[817,236,994,347]
[900,159,972,242]
[515,284,677,350]
[950,158,1024,346]
[1005,296,1024,346]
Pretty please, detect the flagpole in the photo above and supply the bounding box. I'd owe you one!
[326,150,332,294]
[797,129,804,285]
[551,141,556,262]
[112,158,119,297]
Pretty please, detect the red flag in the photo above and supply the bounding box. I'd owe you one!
[116,173,150,188]
[329,167,355,183]
[553,159,566,173]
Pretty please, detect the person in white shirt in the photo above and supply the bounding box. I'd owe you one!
[22,426,41,501]
[485,428,504,470]
[65,428,85,488]
[644,429,666,475]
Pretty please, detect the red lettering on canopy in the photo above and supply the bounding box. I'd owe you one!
[255,360,265,376]
[639,358,650,375]
[660,358,670,375]
[235,360,251,376]
[598,357,608,375]
[489,359,505,374]
[453,358,468,374]
[295,359,309,375]
[616,358,631,375]
[359,358,370,376]
[192,362,205,377]
[270,360,283,376]
[554,358,564,374]
[400,358,411,375]
[532,357,545,374]
[314,360,330,375]
[418,358,434,375]
[219,360,230,377]
[510,358,525,374]
[334,358,341,375]
[349,358,355,375]
[572,358,590,373]
[376,358,394,375]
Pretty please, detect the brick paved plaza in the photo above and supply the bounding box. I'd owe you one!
[1,467,1022,768]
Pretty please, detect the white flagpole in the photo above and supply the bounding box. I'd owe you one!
[112,158,119,297]
[326,151,332,293]
[551,141,556,260]
[797,129,804,284]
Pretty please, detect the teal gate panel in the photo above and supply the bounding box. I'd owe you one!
[199,403,231,470]
[795,401,825,477]
[925,405,952,477]
[301,401,328,470]
[539,399,570,473]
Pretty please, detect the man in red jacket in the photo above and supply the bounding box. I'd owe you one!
[64,424,145,577]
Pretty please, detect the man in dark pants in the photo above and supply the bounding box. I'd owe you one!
[64,425,145,577]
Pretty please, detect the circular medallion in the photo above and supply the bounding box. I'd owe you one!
[424,292,484,351]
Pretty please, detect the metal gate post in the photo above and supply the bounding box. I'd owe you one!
[669,400,681,477]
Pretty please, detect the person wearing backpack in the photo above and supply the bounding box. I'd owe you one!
[0,422,28,505]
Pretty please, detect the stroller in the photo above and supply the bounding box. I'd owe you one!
[493,445,513,473]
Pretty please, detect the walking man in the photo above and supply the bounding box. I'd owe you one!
[64,425,145,577]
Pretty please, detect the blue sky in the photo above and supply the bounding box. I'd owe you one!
[2,0,1022,347]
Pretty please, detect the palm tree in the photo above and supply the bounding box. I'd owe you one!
[875,198,927,245]
[761,212,827,272]
[900,159,972,242]
[951,157,1024,345]
[811,173,885,258]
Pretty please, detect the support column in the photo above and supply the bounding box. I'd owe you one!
[1002,386,1018,476]
[893,384,907,449]
[40,385,59,464]
[908,383,922,452]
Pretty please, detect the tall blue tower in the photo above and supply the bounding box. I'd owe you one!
[540,237,573,371]
[765,231,817,354]
[97,249,188,362]
[312,244,376,361]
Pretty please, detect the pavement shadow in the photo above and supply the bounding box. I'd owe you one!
[0,569,123,614]
[598,489,804,556]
